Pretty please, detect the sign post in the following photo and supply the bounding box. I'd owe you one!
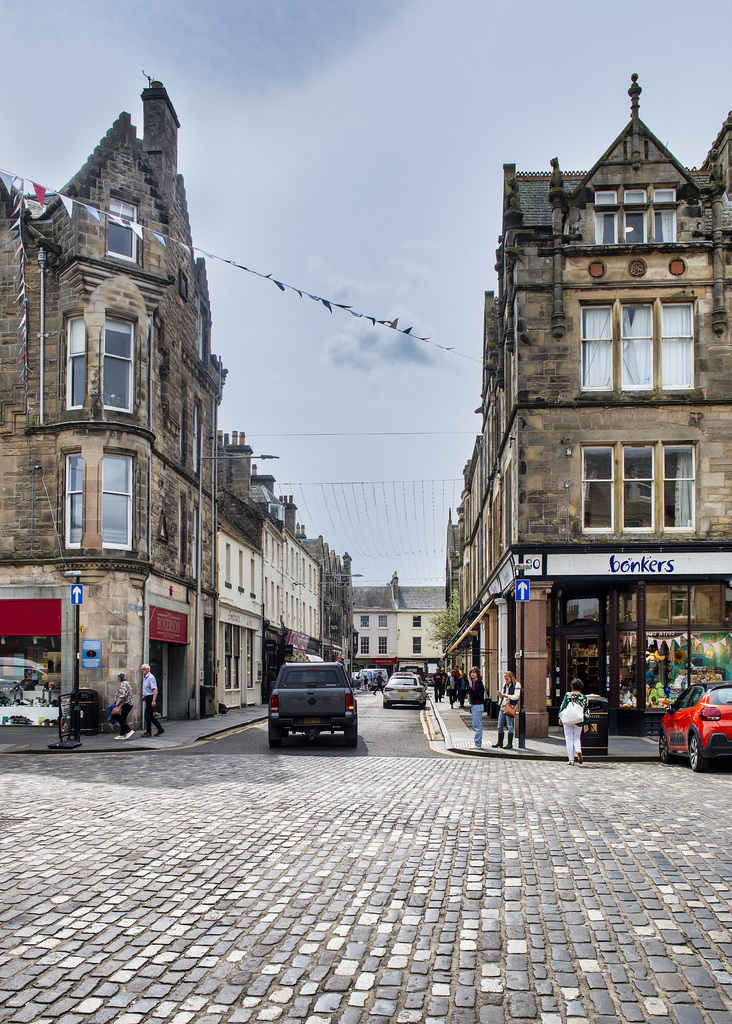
[48,573,84,749]
[515,570,529,749]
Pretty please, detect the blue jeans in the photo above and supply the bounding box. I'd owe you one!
[497,708,514,736]
[471,704,483,747]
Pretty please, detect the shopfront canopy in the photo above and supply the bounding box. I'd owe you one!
[446,602,491,654]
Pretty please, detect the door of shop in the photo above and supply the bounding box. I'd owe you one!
[565,635,604,698]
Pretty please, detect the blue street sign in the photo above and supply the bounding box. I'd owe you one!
[70,584,83,605]
[516,579,530,602]
[81,640,101,669]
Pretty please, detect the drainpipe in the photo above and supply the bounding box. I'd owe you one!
[37,250,46,424]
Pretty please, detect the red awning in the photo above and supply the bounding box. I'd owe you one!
[0,599,62,636]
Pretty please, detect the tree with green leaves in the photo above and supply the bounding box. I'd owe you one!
[426,592,461,653]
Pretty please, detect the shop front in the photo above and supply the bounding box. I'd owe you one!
[148,604,188,720]
[0,597,62,727]
[220,609,262,709]
[537,550,732,735]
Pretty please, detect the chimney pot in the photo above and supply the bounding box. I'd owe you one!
[224,433,229,446]
[232,431,238,445]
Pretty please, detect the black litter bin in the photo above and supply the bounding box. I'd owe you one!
[583,693,609,755]
[74,688,99,735]
[200,685,216,718]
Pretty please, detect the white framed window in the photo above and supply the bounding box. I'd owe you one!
[623,447,653,530]
[661,305,693,389]
[66,318,86,410]
[65,454,84,548]
[621,305,652,390]
[654,188,676,204]
[624,189,646,205]
[224,623,240,690]
[413,615,422,628]
[103,318,133,411]
[664,447,694,530]
[582,447,613,532]
[360,636,370,655]
[581,307,612,390]
[595,209,617,244]
[624,208,645,243]
[102,455,132,549]
[107,199,138,261]
[595,191,617,205]
[378,615,388,628]
[378,636,387,655]
[654,207,676,243]
[412,636,422,654]
[360,615,369,628]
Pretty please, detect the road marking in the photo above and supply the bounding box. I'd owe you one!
[421,707,461,758]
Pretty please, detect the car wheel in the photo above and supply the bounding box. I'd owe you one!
[344,725,358,748]
[659,728,671,764]
[268,725,283,748]
[383,701,390,709]
[420,701,427,709]
[689,732,708,773]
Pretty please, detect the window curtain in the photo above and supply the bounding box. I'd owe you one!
[622,306,652,389]
[582,308,612,388]
[666,448,693,528]
[655,209,675,243]
[662,305,692,388]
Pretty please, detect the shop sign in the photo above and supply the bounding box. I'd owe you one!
[149,606,188,644]
[547,551,732,577]
[285,629,309,651]
[0,599,61,635]
[226,610,259,630]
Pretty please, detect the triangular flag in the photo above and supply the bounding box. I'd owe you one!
[178,242,192,258]
[273,280,285,292]
[60,195,74,218]
[85,205,101,221]
[33,183,47,207]
[0,171,13,196]
[152,231,166,247]
[130,222,144,240]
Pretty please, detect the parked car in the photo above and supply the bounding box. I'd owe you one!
[383,672,427,709]
[659,681,732,772]
[268,662,358,748]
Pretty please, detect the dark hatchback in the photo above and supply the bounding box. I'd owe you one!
[659,681,732,772]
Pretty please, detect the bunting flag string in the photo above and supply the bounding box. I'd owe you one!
[0,164,480,364]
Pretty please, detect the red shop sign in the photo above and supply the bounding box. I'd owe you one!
[149,606,188,645]
[0,599,62,636]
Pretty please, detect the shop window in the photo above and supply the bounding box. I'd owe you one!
[619,631,638,707]
[691,584,723,625]
[103,318,133,412]
[66,317,86,409]
[101,455,132,549]
[618,590,637,622]
[65,454,84,548]
[224,623,241,690]
[646,586,670,624]
[670,585,688,623]
[689,632,731,686]
[645,635,675,707]
[108,199,138,261]
[582,447,613,531]
[566,597,600,623]
[623,447,653,530]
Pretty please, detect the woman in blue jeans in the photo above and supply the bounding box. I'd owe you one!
[493,670,521,748]
[468,667,485,747]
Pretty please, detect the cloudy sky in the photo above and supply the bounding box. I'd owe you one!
[5,0,732,585]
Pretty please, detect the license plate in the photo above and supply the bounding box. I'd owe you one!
[303,717,321,724]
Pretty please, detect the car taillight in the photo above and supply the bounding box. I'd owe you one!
[270,693,279,713]
[700,706,721,721]
[346,693,355,713]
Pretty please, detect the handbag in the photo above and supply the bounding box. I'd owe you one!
[559,700,584,726]
[503,701,518,719]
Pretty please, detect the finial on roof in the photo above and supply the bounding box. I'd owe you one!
[628,73,641,121]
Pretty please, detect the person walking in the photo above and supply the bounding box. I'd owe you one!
[141,663,165,737]
[375,672,385,693]
[454,667,465,708]
[493,670,521,748]
[110,672,135,741]
[468,667,485,748]
[446,669,458,708]
[433,668,444,702]
[559,677,590,765]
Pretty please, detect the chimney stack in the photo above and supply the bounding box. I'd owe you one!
[141,81,180,192]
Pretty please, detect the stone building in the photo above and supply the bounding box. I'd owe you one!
[450,76,732,738]
[353,573,443,677]
[0,82,223,727]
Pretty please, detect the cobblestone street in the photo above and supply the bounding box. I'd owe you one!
[1,752,731,1024]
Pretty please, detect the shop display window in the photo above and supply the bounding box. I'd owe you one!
[645,632,682,709]
[646,586,671,624]
[566,597,600,623]
[619,631,638,706]
[0,636,61,726]
[691,584,723,624]
[688,631,732,686]
[618,590,637,622]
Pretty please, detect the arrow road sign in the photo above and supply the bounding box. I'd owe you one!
[70,584,83,605]
[515,579,530,602]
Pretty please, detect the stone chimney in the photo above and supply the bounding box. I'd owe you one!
[142,81,180,192]
[222,432,253,501]
[284,496,297,535]
[390,571,399,602]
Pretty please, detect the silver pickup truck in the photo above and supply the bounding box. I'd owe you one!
[268,662,358,748]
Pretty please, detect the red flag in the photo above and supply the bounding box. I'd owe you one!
[33,183,47,207]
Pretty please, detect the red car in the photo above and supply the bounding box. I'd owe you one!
[659,682,732,772]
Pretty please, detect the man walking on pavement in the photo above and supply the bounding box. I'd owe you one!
[141,663,165,737]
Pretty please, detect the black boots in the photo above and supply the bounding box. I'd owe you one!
[492,733,504,748]
[506,735,514,749]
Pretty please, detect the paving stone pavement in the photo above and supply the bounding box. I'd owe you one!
[0,753,731,1024]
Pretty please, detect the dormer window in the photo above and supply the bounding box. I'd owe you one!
[594,192,618,244]
[624,189,646,205]
[653,188,677,242]
[108,199,138,261]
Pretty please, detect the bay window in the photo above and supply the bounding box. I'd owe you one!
[65,454,84,548]
[108,199,138,261]
[104,319,133,411]
[102,455,132,549]
[67,318,86,409]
